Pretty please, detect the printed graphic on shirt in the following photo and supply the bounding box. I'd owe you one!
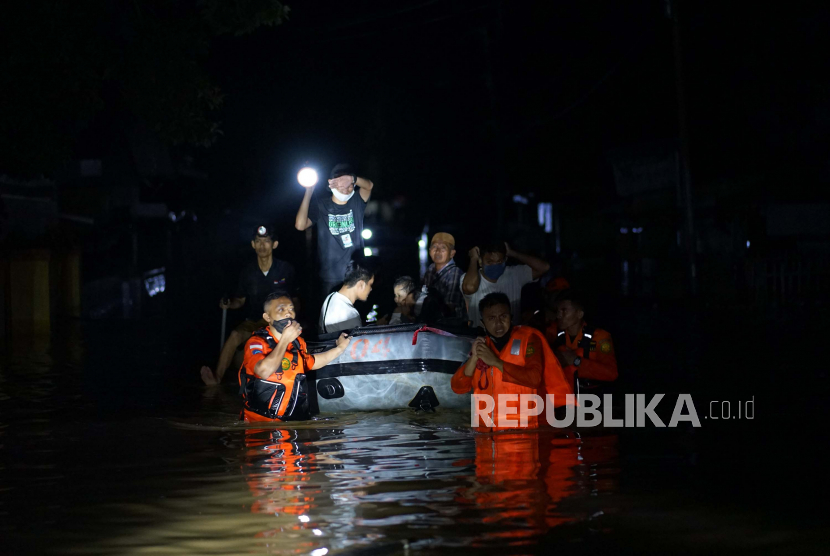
[328,210,355,237]
[341,234,353,248]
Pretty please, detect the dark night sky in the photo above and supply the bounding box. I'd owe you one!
[3,0,830,244]
[191,0,830,226]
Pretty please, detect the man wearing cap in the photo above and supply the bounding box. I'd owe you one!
[295,163,374,300]
[421,232,466,321]
[201,225,297,386]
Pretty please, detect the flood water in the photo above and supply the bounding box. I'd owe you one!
[2,313,828,555]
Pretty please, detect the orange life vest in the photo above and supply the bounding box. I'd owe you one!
[452,326,572,431]
[238,328,314,422]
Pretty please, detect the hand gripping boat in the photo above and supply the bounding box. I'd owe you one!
[306,323,475,412]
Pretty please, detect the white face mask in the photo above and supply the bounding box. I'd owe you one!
[331,188,355,202]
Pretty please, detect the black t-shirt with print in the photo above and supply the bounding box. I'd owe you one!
[310,192,367,283]
[234,259,296,321]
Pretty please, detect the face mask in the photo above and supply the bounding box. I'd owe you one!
[272,318,293,333]
[331,188,355,202]
[271,318,300,350]
[489,326,513,351]
[482,262,506,281]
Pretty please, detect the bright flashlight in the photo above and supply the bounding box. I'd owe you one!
[361,228,373,240]
[297,168,318,188]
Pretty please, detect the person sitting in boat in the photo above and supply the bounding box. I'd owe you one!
[388,275,417,325]
[461,241,550,329]
[451,292,573,431]
[421,232,466,321]
[240,291,351,422]
[550,289,618,384]
[319,255,375,334]
[201,225,297,386]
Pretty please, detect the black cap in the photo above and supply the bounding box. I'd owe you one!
[254,225,277,240]
[329,163,355,180]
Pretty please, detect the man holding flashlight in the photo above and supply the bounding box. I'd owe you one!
[295,163,374,300]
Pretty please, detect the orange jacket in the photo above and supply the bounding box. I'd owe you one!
[239,328,316,422]
[549,322,617,383]
[451,326,571,431]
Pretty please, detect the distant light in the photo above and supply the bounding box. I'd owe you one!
[513,194,529,205]
[364,247,373,257]
[361,228,373,240]
[297,168,318,188]
[298,515,310,523]
[746,240,750,248]
[633,227,643,234]
[311,549,328,556]
[542,203,553,233]
[312,529,323,536]
[419,231,429,277]
[144,273,166,297]
[620,227,629,234]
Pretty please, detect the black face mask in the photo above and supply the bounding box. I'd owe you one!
[272,318,293,333]
[488,326,513,353]
[272,318,300,351]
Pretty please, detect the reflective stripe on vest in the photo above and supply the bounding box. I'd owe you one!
[554,325,596,360]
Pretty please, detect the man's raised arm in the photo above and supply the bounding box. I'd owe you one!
[505,243,550,280]
[357,176,374,202]
[295,187,314,231]
[461,246,482,295]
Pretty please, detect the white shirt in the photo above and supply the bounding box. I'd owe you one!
[461,264,534,328]
[319,291,362,333]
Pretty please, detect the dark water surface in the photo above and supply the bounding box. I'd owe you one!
[2,317,828,555]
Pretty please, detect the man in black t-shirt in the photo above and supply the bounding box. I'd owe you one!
[200,225,297,386]
[294,163,374,298]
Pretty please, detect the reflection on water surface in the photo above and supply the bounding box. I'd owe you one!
[1,322,825,555]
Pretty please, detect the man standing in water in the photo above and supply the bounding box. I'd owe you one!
[451,293,572,431]
[240,291,351,422]
[294,163,374,300]
[201,225,296,386]
[551,289,618,384]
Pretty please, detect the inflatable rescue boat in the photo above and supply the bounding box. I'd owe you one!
[306,323,475,412]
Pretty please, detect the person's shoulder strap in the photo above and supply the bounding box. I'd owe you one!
[252,327,277,349]
[322,293,335,333]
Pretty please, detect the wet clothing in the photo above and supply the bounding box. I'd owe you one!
[422,260,466,320]
[549,322,618,383]
[452,326,571,431]
[234,259,296,321]
[461,265,534,327]
[310,192,367,284]
[239,327,316,422]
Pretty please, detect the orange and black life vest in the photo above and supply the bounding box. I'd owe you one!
[238,328,311,421]
[552,324,597,358]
